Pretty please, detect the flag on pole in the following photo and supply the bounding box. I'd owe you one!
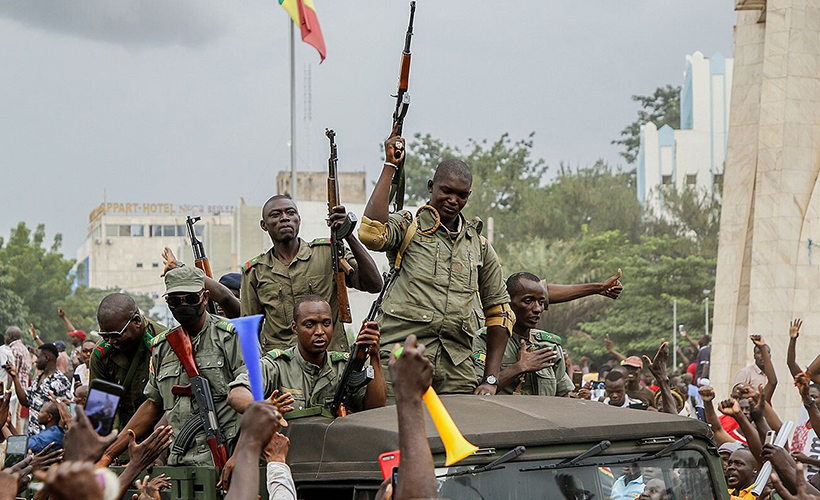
[279,0,327,62]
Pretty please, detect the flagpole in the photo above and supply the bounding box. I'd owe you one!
[289,19,297,202]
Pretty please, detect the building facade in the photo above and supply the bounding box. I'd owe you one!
[637,52,734,211]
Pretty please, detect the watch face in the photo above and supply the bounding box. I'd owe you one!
[486,375,498,385]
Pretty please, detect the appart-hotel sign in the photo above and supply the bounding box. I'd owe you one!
[89,202,235,222]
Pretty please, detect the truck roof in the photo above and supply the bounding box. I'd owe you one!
[285,395,712,482]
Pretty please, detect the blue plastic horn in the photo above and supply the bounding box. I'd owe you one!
[230,315,264,401]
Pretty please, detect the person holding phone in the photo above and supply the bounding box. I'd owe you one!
[99,266,248,467]
[90,292,165,430]
[472,272,603,397]
[5,343,71,436]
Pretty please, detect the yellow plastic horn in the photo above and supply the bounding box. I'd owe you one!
[394,348,479,466]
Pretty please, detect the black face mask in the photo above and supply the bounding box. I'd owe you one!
[171,303,202,324]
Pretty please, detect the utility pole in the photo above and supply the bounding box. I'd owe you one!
[289,20,297,202]
[673,299,678,369]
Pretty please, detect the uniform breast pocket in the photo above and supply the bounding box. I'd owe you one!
[258,282,281,303]
[197,355,229,399]
[306,273,332,300]
[533,367,558,396]
[156,362,181,411]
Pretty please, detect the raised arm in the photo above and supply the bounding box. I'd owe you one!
[719,398,764,467]
[699,386,734,446]
[750,335,778,402]
[643,342,677,415]
[329,205,382,293]
[787,319,803,378]
[604,334,626,363]
[57,309,76,333]
[546,269,622,304]
[678,328,700,351]
[677,348,691,367]
[363,136,405,224]
[28,324,43,347]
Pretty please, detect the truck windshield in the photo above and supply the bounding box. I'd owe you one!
[436,450,717,500]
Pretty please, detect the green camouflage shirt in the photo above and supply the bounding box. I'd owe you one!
[144,313,248,466]
[89,317,165,429]
[472,328,574,397]
[230,346,366,418]
[240,238,362,353]
[374,210,509,366]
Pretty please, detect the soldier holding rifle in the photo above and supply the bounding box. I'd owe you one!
[240,134,382,353]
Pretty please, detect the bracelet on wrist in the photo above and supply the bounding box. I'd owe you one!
[384,162,398,170]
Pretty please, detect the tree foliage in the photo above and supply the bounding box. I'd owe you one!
[613,85,681,164]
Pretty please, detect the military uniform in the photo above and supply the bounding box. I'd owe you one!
[89,317,165,428]
[241,238,363,353]
[472,328,575,396]
[230,346,367,418]
[360,209,510,394]
[145,313,248,466]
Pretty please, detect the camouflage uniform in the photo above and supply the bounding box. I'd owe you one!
[89,317,165,429]
[145,313,247,466]
[361,209,510,394]
[241,238,363,353]
[473,327,574,396]
[230,346,367,418]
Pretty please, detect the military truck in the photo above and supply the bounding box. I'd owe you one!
[117,395,729,499]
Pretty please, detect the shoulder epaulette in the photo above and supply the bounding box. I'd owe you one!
[216,320,236,334]
[309,237,331,246]
[151,330,169,348]
[267,349,293,361]
[93,341,112,359]
[243,254,264,273]
[329,351,349,363]
[536,331,562,345]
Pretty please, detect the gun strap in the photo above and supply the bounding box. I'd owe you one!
[394,216,418,270]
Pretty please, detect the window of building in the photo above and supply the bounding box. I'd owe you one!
[163,225,177,237]
[136,263,143,268]
[661,175,673,185]
[152,263,159,268]
[195,225,204,237]
[105,225,118,237]
[178,225,186,237]
[118,225,131,237]
[130,225,145,237]
[685,174,697,186]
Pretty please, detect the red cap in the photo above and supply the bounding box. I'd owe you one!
[622,356,643,369]
[68,330,87,341]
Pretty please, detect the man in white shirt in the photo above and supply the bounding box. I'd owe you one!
[74,340,96,387]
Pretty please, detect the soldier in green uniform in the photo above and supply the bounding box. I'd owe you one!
[99,266,249,467]
[359,137,514,396]
[90,293,165,429]
[241,195,383,353]
[472,272,621,396]
[228,295,386,417]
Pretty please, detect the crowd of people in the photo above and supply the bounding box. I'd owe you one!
[0,137,818,499]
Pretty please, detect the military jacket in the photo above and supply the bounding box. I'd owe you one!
[89,317,164,428]
[230,346,366,418]
[144,314,247,466]
[240,238,362,353]
[473,328,575,396]
[375,210,509,366]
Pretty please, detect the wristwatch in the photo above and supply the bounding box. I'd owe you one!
[481,375,498,386]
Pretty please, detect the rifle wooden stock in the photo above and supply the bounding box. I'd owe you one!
[165,328,199,378]
[195,257,213,279]
[326,129,353,324]
[398,54,411,93]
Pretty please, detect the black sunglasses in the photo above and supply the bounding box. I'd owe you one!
[166,292,204,308]
[99,314,139,340]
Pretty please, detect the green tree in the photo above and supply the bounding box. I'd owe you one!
[648,186,722,259]
[401,133,459,205]
[613,85,681,164]
[0,263,26,333]
[0,223,74,340]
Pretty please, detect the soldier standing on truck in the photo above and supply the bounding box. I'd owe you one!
[358,136,513,396]
[241,195,383,353]
[98,266,249,467]
[90,293,165,430]
[472,271,622,396]
[228,295,387,418]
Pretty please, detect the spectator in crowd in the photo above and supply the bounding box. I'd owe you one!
[74,340,95,387]
[0,335,14,397]
[28,402,64,453]
[5,327,31,430]
[5,343,72,436]
[604,335,655,406]
[733,337,769,391]
[74,384,88,410]
[679,328,711,382]
[725,448,758,499]
[612,464,644,499]
[604,370,631,408]
[53,341,72,378]
[57,308,86,369]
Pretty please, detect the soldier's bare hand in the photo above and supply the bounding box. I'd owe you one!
[263,432,290,464]
[390,335,432,402]
[161,247,179,277]
[516,340,557,373]
[355,321,381,357]
[384,135,406,165]
[328,205,348,229]
[790,319,803,340]
[599,269,623,300]
[269,390,294,427]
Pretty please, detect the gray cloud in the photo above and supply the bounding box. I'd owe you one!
[0,0,230,47]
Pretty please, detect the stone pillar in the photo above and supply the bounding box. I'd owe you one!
[713,0,820,422]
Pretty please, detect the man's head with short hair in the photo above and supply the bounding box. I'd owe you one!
[291,295,333,361]
[605,370,627,407]
[426,159,472,225]
[38,401,61,428]
[753,343,771,369]
[97,293,143,352]
[80,340,96,365]
[261,194,300,244]
[4,327,21,346]
[36,343,59,371]
[698,334,711,348]
[74,384,88,409]
[726,448,757,490]
[506,272,546,333]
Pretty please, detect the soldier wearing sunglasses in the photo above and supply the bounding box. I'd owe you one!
[90,292,166,430]
[99,266,249,467]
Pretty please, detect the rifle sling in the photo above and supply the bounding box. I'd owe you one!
[393,216,418,271]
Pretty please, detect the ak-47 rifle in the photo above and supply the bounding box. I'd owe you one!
[165,327,228,470]
[387,1,417,212]
[326,128,357,324]
[185,215,216,313]
[330,271,396,417]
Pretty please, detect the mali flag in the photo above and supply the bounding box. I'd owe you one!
[280,0,327,62]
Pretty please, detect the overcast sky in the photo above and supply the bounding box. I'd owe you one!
[0,1,735,256]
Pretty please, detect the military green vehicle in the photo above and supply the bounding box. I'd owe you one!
[117,395,729,499]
